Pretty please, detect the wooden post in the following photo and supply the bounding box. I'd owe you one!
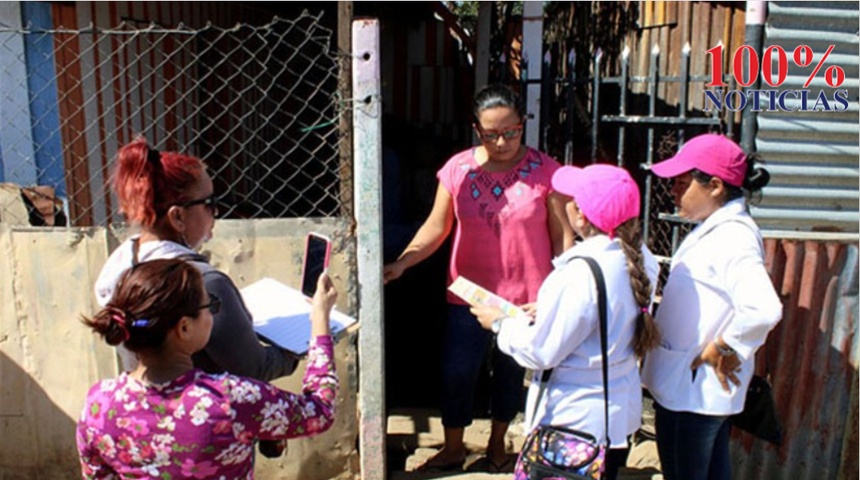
[338,1,354,218]
[522,1,543,149]
[352,18,385,480]
[591,49,603,162]
[475,2,492,94]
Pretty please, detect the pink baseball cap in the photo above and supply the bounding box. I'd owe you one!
[551,164,641,237]
[650,134,746,187]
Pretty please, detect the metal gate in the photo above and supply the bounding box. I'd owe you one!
[528,41,737,290]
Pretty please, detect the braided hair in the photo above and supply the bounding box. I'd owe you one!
[614,218,660,359]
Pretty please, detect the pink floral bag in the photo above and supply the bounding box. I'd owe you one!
[513,424,606,480]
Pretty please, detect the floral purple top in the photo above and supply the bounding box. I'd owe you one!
[76,336,337,479]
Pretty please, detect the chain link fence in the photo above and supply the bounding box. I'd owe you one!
[645,129,698,293]
[0,12,344,227]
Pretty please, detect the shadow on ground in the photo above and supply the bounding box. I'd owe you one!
[387,408,663,480]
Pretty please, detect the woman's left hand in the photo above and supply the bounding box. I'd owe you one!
[520,303,537,321]
[691,342,742,392]
[471,305,504,330]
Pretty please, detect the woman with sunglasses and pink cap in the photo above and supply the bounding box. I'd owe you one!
[79,258,338,478]
[473,164,660,480]
[640,134,782,480]
[383,84,570,472]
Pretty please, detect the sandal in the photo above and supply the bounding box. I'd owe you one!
[488,456,515,473]
[415,451,466,472]
[467,454,516,473]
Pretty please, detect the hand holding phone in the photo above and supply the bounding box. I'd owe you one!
[301,233,332,298]
[310,271,338,338]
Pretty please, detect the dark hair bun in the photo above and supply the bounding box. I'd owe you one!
[105,322,130,346]
[745,167,770,191]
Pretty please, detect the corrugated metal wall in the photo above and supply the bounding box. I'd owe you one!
[731,238,859,480]
[379,7,473,144]
[753,1,859,232]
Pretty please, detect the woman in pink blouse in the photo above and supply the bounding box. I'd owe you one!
[384,84,570,472]
[77,259,338,479]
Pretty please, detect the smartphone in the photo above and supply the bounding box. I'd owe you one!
[301,233,331,298]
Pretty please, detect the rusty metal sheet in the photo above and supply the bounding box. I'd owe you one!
[731,239,859,480]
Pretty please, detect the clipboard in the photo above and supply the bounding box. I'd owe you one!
[241,277,357,356]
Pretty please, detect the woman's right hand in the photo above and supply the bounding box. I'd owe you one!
[690,341,742,392]
[470,305,504,330]
[382,260,407,284]
[310,272,337,337]
[382,184,455,285]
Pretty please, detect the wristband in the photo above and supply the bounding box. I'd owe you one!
[715,341,736,357]
[491,315,508,334]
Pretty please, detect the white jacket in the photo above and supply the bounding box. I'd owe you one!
[641,199,782,415]
[496,235,658,448]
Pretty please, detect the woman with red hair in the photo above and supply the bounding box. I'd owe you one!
[96,138,297,380]
[94,138,299,455]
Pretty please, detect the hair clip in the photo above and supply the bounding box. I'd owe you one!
[147,147,161,165]
[131,318,151,328]
[108,309,127,326]
[116,324,130,343]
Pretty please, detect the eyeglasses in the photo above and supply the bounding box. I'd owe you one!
[178,194,219,217]
[199,294,221,314]
[477,124,523,142]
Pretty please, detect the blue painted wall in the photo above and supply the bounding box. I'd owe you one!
[22,2,66,197]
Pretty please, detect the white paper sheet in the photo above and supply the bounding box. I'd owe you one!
[447,276,525,317]
[241,277,357,355]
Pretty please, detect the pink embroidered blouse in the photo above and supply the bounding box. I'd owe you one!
[438,147,560,305]
[76,336,337,479]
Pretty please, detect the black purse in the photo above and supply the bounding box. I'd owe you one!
[513,256,610,480]
[731,373,783,445]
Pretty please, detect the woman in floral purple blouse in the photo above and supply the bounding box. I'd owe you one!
[77,259,339,479]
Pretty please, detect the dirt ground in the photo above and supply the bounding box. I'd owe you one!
[387,408,663,480]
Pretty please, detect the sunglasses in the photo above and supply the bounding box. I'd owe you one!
[477,124,523,142]
[178,194,219,217]
[199,294,221,315]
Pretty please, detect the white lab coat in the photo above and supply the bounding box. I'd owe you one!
[496,235,658,448]
[641,199,782,415]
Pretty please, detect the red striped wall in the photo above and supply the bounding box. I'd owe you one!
[731,239,859,480]
[47,2,246,225]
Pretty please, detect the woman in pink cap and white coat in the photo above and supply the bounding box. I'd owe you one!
[641,134,782,480]
[474,164,660,480]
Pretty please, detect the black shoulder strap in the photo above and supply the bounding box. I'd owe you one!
[130,237,209,266]
[532,255,611,447]
[176,252,210,263]
[578,256,611,448]
[131,237,140,266]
